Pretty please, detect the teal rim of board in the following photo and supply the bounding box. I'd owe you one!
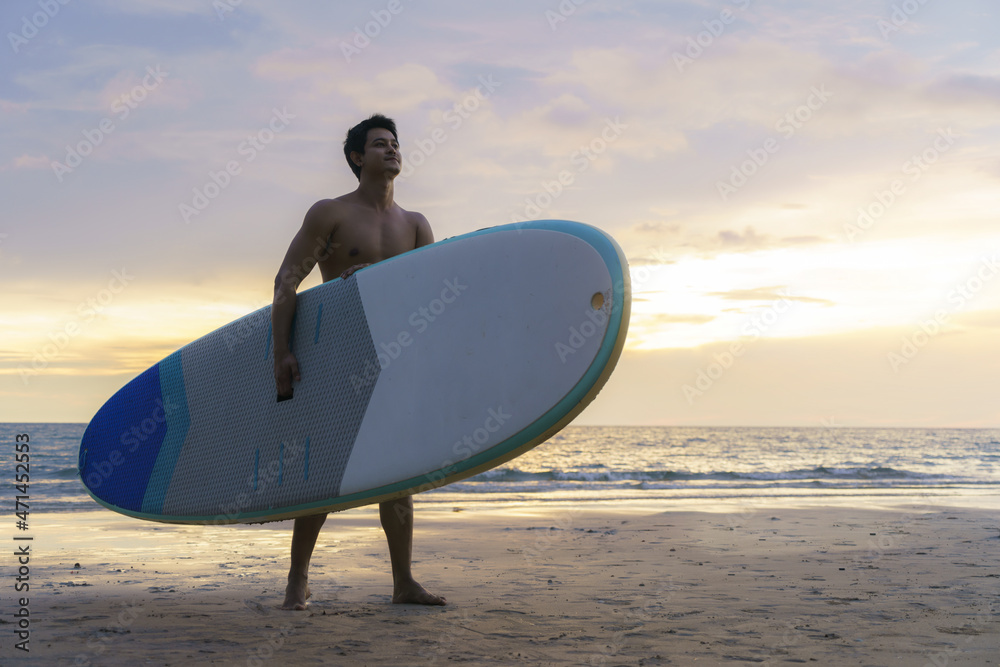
[82,219,629,523]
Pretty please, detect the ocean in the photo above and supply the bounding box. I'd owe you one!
[4,423,1000,515]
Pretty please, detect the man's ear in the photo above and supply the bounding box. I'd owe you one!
[351,150,364,169]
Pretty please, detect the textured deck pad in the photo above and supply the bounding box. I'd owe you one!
[78,220,631,524]
[159,278,379,518]
[80,278,381,520]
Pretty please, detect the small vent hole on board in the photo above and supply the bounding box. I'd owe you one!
[591,292,605,310]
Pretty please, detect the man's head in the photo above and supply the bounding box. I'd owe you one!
[344,113,399,180]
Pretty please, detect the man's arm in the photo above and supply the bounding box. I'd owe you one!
[272,201,336,397]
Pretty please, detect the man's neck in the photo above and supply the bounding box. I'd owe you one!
[355,176,395,212]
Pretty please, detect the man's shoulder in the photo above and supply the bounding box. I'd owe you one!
[309,196,352,214]
[396,204,428,226]
[398,206,433,246]
[303,197,352,230]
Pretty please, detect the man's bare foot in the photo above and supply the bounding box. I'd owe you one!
[279,575,312,610]
[392,580,446,605]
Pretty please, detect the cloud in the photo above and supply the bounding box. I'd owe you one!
[253,46,345,83]
[706,285,834,306]
[95,0,209,17]
[925,74,1000,108]
[0,100,30,113]
[630,223,830,257]
[951,308,1000,331]
[717,226,827,251]
[718,226,767,248]
[630,254,676,267]
[6,154,50,170]
[583,325,1000,427]
[642,313,716,325]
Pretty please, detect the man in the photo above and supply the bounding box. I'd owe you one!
[271,114,444,609]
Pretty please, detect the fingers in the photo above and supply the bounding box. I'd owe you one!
[340,263,371,280]
[275,373,290,397]
[274,354,300,396]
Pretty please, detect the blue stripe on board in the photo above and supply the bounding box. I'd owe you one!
[314,303,324,344]
[254,449,259,491]
[140,351,192,514]
[304,436,310,481]
[263,321,272,359]
[279,442,284,486]
[79,363,168,512]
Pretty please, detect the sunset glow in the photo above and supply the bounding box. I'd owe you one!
[2,1,998,426]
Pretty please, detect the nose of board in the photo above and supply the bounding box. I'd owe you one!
[79,351,190,513]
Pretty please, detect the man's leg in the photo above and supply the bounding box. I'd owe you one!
[379,495,446,605]
[279,512,327,610]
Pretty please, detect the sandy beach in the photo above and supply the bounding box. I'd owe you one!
[8,500,999,666]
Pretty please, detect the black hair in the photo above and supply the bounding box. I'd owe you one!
[343,113,398,180]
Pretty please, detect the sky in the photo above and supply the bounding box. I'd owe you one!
[1,0,998,427]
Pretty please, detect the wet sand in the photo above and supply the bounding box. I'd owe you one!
[7,501,999,665]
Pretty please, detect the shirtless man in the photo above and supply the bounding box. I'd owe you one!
[271,114,445,609]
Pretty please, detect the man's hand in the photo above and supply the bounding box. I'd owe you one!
[274,350,300,399]
[340,263,371,280]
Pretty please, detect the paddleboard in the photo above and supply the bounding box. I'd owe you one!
[78,220,630,524]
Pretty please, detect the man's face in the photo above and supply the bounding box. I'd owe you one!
[360,128,400,176]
